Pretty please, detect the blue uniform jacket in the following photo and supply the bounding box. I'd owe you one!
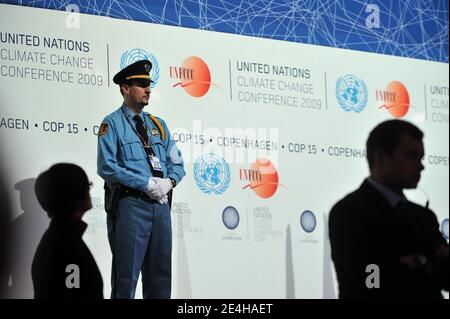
[97,104,185,192]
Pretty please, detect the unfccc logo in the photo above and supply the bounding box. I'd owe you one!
[240,158,285,199]
[120,49,160,88]
[170,56,219,97]
[376,81,411,118]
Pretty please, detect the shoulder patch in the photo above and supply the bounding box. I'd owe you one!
[99,123,109,137]
[151,127,160,137]
[148,114,165,141]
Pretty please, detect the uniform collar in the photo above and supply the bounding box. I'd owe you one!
[121,103,145,121]
[366,177,404,208]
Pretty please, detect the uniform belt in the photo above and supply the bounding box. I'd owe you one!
[120,185,157,203]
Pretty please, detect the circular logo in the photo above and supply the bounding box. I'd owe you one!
[441,218,449,240]
[120,48,160,88]
[300,210,317,233]
[222,206,240,230]
[246,159,279,199]
[181,56,211,97]
[335,75,368,113]
[384,81,410,118]
[194,153,231,195]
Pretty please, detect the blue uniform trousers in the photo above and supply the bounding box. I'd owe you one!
[107,196,172,299]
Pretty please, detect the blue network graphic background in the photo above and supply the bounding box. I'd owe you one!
[2,0,448,62]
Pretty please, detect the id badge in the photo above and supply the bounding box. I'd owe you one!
[149,155,163,171]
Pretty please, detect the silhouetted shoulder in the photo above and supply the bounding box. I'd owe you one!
[329,187,366,219]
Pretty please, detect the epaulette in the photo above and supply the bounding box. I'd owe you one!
[147,114,166,142]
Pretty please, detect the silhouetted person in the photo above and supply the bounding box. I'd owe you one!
[32,163,103,299]
[6,178,48,298]
[329,120,448,299]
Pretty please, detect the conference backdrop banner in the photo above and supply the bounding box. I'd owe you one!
[0,4,448,298]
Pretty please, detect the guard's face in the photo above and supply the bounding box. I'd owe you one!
[122,82,151,107]
[382,134,425,190]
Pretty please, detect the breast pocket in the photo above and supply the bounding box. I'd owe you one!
[121,140,146,161]
[149,138,166,160]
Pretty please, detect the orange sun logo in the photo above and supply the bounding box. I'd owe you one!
[378,81,410,118]
[171,56,219,97]
[242,159,285,199]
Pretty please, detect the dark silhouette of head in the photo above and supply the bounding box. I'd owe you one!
[366,120,425,192]
[34,163,92,219]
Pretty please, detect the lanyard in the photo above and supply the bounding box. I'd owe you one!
[122,107,164,177]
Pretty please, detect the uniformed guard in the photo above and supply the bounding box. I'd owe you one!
[97,59,185,299]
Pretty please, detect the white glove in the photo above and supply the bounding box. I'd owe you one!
[146,178,161,201]
[146,178,156,192]
[157,194,169,205]
[147,177,173,199]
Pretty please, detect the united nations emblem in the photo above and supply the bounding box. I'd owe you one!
[335,74,368,113]
[194,153,231,195]
[120,48,160,88]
